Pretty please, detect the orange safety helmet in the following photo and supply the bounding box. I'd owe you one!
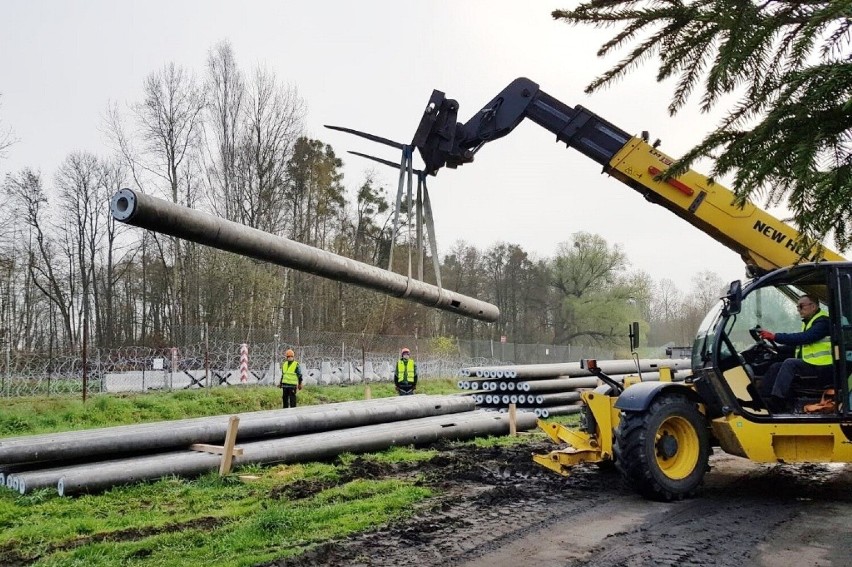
[285,349,295,358]
[400,347,410,356]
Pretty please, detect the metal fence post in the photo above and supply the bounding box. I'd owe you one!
[273,333,280,386]
[205,323,211,389]
[170,347,176,391]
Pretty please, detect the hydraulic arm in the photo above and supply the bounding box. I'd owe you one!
[412,77,844,275]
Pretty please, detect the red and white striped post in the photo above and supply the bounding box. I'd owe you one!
[239,344,249,383]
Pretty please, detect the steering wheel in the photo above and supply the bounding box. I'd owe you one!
[749,326,778,354]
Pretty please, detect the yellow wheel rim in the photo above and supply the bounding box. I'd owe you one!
[654,415,699,480]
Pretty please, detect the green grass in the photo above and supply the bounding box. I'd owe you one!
[0,379,556,566]
[2,466,432,567]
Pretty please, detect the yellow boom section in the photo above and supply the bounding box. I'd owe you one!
[607,138,846,273]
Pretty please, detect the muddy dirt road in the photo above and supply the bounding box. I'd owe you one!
[265,438,852,567]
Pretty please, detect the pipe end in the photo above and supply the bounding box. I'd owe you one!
[110,188,137,222]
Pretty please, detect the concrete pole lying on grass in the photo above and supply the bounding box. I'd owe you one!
[0,395,475,467]
[536,404,583,419]
[531,391,583,406]
[515,377,599,393]
[43,410,538,496]
[110,188,499,323]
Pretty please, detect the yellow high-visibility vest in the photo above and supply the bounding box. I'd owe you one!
[798,310,832,366]
[280,360,300,386]
[396,359,415,383]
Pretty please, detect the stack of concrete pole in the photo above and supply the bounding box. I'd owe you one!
[457,359,691,417]
[0,395,536,497]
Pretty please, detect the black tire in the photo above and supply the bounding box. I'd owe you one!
[613,393,710,501]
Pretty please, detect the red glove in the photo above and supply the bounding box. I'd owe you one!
[759,330,776,341]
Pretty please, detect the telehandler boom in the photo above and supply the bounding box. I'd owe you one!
[349,77,852,500]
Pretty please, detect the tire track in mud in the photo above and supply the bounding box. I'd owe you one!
[262,441,620,567]
[435,484,620,565]
[261,444,852,567]
[533,456,852,567]
[568,493,798,566]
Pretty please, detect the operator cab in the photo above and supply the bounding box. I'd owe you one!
[691,262,852,421]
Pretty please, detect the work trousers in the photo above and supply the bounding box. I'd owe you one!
[759,358,833,400]
[397,384,415,396]
[281,386,298,408]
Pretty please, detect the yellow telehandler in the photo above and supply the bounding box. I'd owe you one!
[341,77,852,500]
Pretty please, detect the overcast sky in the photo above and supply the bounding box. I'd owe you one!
[1,0,789,292]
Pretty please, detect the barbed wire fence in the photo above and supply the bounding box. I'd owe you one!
[0,324,622,398]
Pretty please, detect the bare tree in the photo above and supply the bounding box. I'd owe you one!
[0,94,17,161]
[238,66,305,233]
[438,240,490,340]
[0,173,24,352]
[204,40,245,222]
[652,278,682,323]
[648,277,686,345]
[484,243,548,343]
[94,159,131,346]
[55,151,106,348]
[4,169,75,346]
[131,63,206,339]
[671,270,726,346]
[132,63,206,205]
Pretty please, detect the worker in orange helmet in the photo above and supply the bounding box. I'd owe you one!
[394,347,417,396]
[279,349,303,408]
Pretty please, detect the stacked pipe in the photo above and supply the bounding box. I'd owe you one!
[457,358,691,417]
[0,395,537,496]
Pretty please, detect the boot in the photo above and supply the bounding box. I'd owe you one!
[767,396,788,414]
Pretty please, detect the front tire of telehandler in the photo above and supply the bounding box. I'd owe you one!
[613,393,709,501]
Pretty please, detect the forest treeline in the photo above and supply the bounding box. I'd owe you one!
[0,41,729,354]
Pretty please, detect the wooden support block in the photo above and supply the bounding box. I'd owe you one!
[188,425,245,475]
[220,416,240,476]
[365,384,372,400]
[189,443,244,456]
[508,403,517,437]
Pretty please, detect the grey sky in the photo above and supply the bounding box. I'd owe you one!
[1,0,782,292]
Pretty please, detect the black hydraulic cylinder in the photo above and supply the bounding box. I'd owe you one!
[109,189,499,322]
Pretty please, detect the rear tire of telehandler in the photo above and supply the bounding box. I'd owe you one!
[613,393,709,501]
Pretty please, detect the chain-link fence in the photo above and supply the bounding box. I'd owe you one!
[0,325,620,398]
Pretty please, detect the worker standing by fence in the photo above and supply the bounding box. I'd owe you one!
[279,349,303,408]
[394,347,417,396]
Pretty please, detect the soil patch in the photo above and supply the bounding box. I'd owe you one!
[259,442,852,567]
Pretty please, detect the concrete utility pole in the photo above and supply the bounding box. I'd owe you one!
[110,189,499,323]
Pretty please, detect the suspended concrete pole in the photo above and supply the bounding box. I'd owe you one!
[109,189,499,323]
